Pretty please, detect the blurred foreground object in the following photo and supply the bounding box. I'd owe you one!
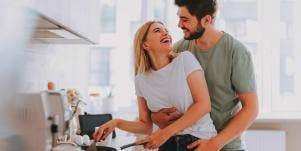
[0,0,37,151]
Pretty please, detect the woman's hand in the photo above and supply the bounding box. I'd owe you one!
[135,129,172,149]
[93,119,118,141]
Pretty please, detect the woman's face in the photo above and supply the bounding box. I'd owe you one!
[143,22,172,53]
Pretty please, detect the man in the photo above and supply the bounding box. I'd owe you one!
[151,0,259,150]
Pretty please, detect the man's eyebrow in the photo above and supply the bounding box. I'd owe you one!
[180,16,189,20]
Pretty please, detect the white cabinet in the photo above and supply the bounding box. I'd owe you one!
[244,130,286,151]
[31,0,100,44]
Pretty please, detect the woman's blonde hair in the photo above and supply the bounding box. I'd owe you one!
[134,21,177,75]
[134,21,160,75]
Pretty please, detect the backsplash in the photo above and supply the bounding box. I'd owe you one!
[19,44,90,97]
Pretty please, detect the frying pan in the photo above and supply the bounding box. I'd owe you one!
[81,142,144,151]
[81,145,117,151]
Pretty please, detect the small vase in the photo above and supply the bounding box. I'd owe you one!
[69,117,78,136]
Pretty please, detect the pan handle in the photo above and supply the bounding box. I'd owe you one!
[120,143,136,150]
[119,142,146,150]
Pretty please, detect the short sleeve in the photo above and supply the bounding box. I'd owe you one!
[134,76,143,97]
[231,44,256,93]
[182,51,203,78]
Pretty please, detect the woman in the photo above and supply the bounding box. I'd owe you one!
[93,21,216,150]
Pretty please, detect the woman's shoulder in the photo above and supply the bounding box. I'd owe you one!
[170,51,197,68]
[135,72,152,81]
[134,74,143,82]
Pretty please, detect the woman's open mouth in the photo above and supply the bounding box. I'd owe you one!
[160,37,171,44]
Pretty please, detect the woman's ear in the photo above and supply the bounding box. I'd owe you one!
[142,42,149,51]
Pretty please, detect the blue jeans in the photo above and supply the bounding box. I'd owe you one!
[158,134,199,151]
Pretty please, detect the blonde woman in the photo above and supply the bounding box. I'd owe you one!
[94,21,216,151]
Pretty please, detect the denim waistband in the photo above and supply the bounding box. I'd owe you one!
[159,134,199,151]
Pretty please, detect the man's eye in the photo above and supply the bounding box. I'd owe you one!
[181,18,189,22]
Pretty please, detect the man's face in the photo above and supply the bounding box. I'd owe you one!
[177,7,205,40]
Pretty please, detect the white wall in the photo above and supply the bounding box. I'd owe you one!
[19,44,91,97]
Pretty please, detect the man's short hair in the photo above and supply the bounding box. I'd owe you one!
[175,0,217,20]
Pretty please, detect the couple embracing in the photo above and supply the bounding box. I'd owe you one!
[94,0,258,151]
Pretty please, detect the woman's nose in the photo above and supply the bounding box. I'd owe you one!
[162,30,168,36]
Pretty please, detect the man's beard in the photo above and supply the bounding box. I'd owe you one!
[184,24,205,40]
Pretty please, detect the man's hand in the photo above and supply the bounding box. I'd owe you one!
[151,107,182,129]
[187,139,221,151]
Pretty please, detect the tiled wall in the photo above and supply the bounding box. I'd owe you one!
[19,44,91,97]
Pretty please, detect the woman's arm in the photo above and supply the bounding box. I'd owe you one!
[94,97,153,140]
[116,96,153,134]
[137,70,211,149]
[163,69,211,135]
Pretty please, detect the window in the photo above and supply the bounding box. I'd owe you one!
[153,0,168,23]
[272,0,301,114]
[89,47,111,87]
[280,0,294,96]
[100,0,116,33]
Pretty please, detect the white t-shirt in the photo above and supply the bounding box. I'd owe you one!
[135,51,217,139]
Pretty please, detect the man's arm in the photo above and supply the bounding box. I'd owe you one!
[151,107,181,129]
[188,91,258,150]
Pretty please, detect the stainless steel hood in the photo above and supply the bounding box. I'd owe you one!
[31,15,96,44]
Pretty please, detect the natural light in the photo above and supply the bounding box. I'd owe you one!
[91,0,301,119]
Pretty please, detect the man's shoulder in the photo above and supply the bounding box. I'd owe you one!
[172,39,194,53]
[231,37,248,51]
[222,32,250,54]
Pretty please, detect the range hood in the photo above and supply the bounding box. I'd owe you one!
[31,15,96,44]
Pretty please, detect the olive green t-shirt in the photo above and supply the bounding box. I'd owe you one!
[173,32,256,150]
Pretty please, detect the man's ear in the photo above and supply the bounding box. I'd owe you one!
[202,15,212,26]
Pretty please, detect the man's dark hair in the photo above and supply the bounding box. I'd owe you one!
[175,0,217,20]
